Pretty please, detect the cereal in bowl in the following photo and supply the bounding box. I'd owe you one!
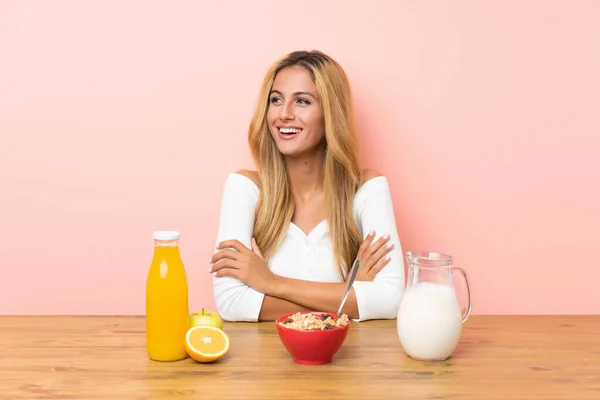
[279,312,349,331]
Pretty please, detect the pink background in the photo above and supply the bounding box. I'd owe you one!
[1,1,599,315]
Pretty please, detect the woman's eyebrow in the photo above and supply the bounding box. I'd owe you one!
[270,89,317,99]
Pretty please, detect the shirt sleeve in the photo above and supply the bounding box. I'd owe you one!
[212,173,265,322]
[352,177,406,321]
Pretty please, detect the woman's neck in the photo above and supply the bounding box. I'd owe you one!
[285,150,325,205]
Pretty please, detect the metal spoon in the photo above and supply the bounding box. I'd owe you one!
[336,259,360,319]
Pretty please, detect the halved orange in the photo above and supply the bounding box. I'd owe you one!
[185,325,230,363]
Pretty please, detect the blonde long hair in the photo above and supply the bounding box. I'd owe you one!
[248,50,361,278]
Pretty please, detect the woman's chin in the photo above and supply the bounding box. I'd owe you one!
[275,143,303,158]
[278,148,315,159]
[275,143,325,159]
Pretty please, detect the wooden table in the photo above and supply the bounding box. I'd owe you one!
[1,316,598,399]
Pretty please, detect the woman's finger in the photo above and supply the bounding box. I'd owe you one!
[217,239,251,254]
[368,255,391,278]
[213,267,241,279]
[251,238,264,259]
[211,249,240,264]
[357,230,376,260]
[368,242,394,272]
[210,259,239,273]
[363,233,390,261]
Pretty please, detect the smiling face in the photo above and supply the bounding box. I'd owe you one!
[267,66,325,158]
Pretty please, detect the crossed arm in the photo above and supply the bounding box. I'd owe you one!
[210,233,392,320]
[210,172,404,322]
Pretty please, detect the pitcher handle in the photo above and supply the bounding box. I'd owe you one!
[453,267,472,323]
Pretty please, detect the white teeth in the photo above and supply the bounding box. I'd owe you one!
[280,128,301,134]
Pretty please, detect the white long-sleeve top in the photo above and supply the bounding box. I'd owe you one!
[212,172,405,322]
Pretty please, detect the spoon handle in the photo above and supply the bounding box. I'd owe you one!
[337,259,360,318]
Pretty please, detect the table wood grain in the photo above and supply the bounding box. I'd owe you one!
[1,316,598,399]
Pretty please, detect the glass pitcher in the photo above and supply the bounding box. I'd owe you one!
[397,251,472,361]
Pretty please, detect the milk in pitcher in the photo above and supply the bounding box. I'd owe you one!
[397,282,463,361]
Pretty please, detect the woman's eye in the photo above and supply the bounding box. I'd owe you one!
[297,98,311,105]
[270,97,283,104]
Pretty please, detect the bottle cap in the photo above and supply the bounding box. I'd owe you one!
[152,231,181,241]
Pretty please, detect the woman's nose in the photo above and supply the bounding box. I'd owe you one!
[280,103,294,120]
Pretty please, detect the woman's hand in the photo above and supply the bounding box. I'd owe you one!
[353,230,393,282]
[210,238,277,295]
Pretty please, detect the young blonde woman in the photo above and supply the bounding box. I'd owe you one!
[210,50,405,322]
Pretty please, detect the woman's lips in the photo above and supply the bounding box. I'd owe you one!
[277,127,303,140]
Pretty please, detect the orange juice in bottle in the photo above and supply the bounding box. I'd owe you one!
[146,231,190,361]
